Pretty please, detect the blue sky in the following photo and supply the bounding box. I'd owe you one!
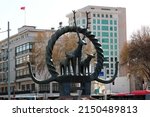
[0,0,150,40]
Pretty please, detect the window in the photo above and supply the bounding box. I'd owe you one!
[111,64,113,68]
[93,25,96,30]
[114,39,117,43]
[21,35,24,39]
[148,86,150,90]
[102,45,109,49]
[115,51,117,56]
[110,26,113,31]
[23,44,25,51]
[23,68,27,75]
[16,42,33,56]
[102,14,104,18]
[91,7,95,10]
[93,32,96,36]
[102,26,108,31]
[114,26,117,31]
[16,67,31,79]
[0,63,2,71]
[114,20,117,25]
[97,14,100,17]
[102,38,109,43]
[29,43,32,49]
[110,20,113,25]
[103,63,109,68]
[93,14,96,17]
[20,45,23,52]
[26,84,30,90]
[16,47,20,53]
[102,32,109,37]
[20,69,23,76]
[110,45,113,49]
[82,19,85,24]
[111,57,113,62]
[110,15,113,18]
[97,26,100,30]
[97,32,100,36]
[39,84,50,91]
[16,59,20,65]
[110,32,113,37]
[110,39,113,43]
[16,55,32,67]
[97,19,100,24]
[26,43,29,49]
[104,57,109,61]
[115,45,117,49]
[114,33,117,37]
[93,19,96,24]
[20,57,23,64]
[22,85,25,91]
[31,84,35,91]
[102,20,108,24]
[103,51,109,56]
[106,14,108,18]
[52,83,59,93]
[111,51,113,56]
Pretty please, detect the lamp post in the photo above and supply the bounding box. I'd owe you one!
[7,21,10,100]
[0,22,11,100]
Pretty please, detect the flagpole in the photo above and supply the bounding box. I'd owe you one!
[20,6,26,25]
[24,9,26,25]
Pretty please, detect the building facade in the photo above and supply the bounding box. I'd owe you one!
[67,5,127,78]
[0,26,59,99]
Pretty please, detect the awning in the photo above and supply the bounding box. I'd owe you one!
[130,90,150,95]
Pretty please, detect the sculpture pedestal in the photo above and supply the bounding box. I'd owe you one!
[58,76,91,96]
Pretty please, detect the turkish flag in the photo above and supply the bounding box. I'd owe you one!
[20,6,25,10]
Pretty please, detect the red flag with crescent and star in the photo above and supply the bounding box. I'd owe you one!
[20,6,25,10]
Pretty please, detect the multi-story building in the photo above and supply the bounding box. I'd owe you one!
[0,26,59,99]
[66,5,127,93]
[67,5,126,78]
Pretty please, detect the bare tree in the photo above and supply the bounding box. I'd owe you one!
[33,31,52,79]
[33,11,95,79]
[120,26,150,88]
[33,31,95,79]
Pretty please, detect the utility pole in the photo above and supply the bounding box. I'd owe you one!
[0,22,11,99]
[7,21,11,100]
[104,66,107,100]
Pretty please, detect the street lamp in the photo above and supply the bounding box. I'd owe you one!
[7,21,10,100]
[0,21,11,100]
